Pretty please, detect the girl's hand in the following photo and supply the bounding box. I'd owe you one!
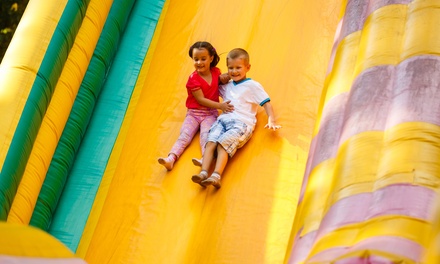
[219,73,231,84]
[220,100,234,113]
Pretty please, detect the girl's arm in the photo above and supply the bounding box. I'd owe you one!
[192,89,234,113]
[263,102,281,130]
[219,73,230,84]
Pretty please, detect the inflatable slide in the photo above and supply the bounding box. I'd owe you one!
[1,0,440,263]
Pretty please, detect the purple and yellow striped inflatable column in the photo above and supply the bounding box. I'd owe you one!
[287,0,440,263]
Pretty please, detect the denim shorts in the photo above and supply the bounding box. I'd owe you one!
[207,118,252,157]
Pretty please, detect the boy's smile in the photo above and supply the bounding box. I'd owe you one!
[227,57,250,82]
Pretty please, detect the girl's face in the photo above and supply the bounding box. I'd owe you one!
[192,48,213,75]
[227,57,250,82]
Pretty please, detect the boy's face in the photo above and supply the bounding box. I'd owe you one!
[227,57,250,82]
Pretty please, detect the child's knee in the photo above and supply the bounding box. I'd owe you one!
[216,144,228,154]
[206,141,217,150]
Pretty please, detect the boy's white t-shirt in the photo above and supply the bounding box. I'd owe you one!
[218,78,270,131]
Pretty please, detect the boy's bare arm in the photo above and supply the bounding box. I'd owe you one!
[263,102,281,130]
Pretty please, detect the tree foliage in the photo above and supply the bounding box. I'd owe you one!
[1,0,29,63]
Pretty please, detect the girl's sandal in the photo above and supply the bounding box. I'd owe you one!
[191,158,202,167]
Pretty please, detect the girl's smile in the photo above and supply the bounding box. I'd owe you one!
[192,48,213,76]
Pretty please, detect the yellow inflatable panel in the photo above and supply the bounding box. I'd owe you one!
[0,0,68,171]
[0,222,85,263]
[7,0,114,226]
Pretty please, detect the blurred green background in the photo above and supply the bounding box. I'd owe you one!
[1,0,29,63]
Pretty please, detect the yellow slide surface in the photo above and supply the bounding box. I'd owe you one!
[80,1,342,263]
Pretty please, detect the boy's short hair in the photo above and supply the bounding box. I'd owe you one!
[227,48,250,65]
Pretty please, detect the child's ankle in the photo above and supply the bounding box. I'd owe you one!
[211,172,221,179]
[168,153,177,161]
[158,154,177,171]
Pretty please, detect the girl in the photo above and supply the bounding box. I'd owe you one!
[158,41,233,170]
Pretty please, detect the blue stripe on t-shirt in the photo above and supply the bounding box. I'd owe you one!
[260,98,270,106]
[232,78,251,85]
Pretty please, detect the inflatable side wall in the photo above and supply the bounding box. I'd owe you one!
[287,0,440,263]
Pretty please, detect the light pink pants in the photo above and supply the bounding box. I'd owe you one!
[170,108,218,158]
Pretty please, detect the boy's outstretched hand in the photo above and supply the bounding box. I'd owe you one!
[265,122,282,130]
[263,103,281,130]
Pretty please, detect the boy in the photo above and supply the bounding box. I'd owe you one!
[191,48,281,188]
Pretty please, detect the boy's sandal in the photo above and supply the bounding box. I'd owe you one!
[201,175,221,189]
[192,172,208,187]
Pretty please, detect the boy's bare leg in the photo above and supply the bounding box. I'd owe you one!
[192,141,216,186]
[201,141,216,171]
[213,145,228,175]
[202,145,228,188]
